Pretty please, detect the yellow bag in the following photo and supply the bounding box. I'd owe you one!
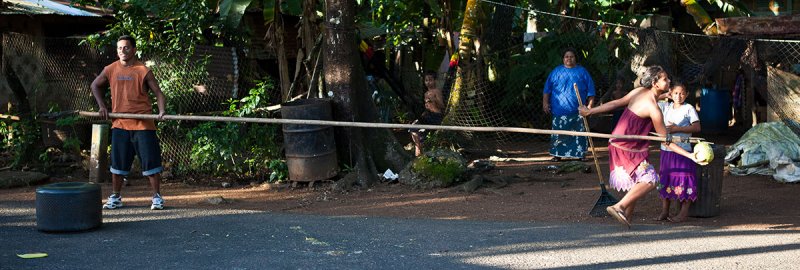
[693,141,714,165]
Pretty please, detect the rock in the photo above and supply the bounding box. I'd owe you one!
[221,182,232,188]
[206,195,228,205]
[399,149,467,189]
[461,175,484,193]
[467,159,495,174]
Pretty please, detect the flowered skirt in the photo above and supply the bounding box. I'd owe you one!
[658,151,698,202]
[550,114,587,158]
[609,160,659,192]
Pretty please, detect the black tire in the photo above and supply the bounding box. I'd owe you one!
[36,182,102,232]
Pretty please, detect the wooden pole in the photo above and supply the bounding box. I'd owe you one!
[77,111,705,143]
[574,83,605,184]
[88,124,110,183]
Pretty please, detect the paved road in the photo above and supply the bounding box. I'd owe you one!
[1,200,799,269]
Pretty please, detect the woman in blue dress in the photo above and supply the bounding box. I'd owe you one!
[542,48,596,162]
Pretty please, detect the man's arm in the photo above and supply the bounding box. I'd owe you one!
[144,71,166,119]
[90,69,109,120]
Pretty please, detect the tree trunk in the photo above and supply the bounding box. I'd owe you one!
[323,0,410,189]
[275,5,292,101]
[445,0,484,124]
[447,0,481,112]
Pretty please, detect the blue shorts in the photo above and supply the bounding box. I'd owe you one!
[110,129,163,176]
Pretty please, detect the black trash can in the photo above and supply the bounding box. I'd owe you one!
[36,182,102,232]
[281,99,338,182]
[689,144,726,218]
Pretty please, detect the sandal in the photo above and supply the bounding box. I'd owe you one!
[606,206,631,229]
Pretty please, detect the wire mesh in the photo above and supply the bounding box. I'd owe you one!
[439,3,800,154]
[3,5,800,177]
[1,32,266,178]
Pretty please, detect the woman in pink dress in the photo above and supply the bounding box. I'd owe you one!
[579,66,701,228]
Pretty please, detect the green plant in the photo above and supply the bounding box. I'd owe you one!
[423,130,460,152]
[0,118,41,168]
[268,159,288,182]
[340,162,355,174]
[411,152,465,187]
[185,77,284,180]
[54,115,82,154]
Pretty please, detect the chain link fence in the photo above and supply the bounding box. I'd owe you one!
[439,3,800,154]
[1,32,269,179]
[3,7,800,179]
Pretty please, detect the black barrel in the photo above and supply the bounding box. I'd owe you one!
[689,145,726,218]
[282,99,338,182]
[36,182,102,232]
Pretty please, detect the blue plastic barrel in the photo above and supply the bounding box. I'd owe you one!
[699,88,731,133]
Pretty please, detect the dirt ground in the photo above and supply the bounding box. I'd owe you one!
[2,132,799,230]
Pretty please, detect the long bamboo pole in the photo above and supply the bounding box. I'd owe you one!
[77,111,704,143]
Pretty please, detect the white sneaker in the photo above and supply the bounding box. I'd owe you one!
[103,194,123,209]
[151,194,164,210]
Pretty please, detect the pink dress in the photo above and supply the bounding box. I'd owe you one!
[608,108,659,191]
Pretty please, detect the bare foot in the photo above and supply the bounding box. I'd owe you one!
[668,215,688,223]
[653,212,669,221]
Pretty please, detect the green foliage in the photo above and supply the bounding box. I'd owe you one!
[411,151,466,187]
[367,0,463,47]
[219,0,254,31]
[72,0,250,58]
[423,130,461,151]
[268,159,288,182]
[54,115,82,154]
[186,78,284,180]
[0,119,41,168]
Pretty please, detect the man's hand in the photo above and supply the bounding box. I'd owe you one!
[158,111,165,120]
[543,103,551,114]
[98,107,108,120]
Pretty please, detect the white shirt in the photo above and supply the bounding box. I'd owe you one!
[659,102,700,152]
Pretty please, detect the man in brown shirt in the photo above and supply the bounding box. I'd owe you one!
[91,35,167,210]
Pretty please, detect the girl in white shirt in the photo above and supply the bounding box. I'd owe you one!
[656,84,701,222]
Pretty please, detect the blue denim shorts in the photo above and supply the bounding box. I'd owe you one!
[110,129,163,176]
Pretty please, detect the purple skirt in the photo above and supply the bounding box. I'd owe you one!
[658,151,698,202]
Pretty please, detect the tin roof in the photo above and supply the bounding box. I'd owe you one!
[2,0,102,16]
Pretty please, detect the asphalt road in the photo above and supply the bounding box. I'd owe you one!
[1,200,799,269]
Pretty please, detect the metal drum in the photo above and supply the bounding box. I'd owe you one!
[36,182,102,232]
[281,99,338,182]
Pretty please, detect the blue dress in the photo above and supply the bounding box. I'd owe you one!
[543,65,596,158]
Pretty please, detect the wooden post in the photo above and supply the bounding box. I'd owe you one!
[88,124,109,183]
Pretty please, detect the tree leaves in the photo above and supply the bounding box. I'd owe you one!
[219,0,254,30]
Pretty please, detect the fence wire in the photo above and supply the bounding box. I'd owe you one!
[3,6,800,179]
[1,32,266,178]
[439,2,800,154]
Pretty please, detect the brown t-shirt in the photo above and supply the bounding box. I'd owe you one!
[103,61,156,130]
